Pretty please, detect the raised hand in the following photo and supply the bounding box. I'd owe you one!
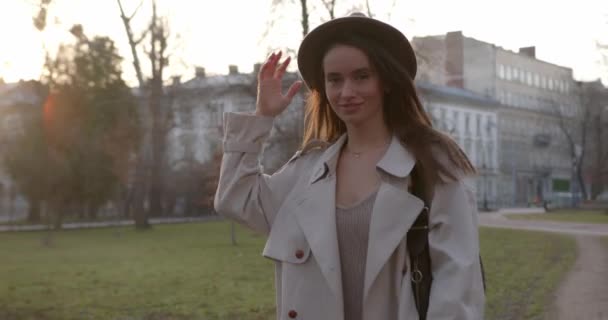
[255,51,303,117]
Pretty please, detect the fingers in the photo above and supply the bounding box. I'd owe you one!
[259,51,293,81]
[285,81,303,101]
[265,51,281,78]
[273,56,291,80]
[258,52,276,80]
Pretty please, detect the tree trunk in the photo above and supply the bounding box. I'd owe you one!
[51,204,64,230]
[148,128,164,217]
[576,160,587,201]
[78,202,86,219]
[148,78,165,217]
[121,187,132,218]
[133,150,151,229]
[591,115,606,200]
[86,203,99,220]
[27,198,42,223]
[231,222,237,246]
[116,0,153,228]
[300,0,309,37]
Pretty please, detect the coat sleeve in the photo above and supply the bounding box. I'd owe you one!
[213,112,303,235]
[426,177,486,319]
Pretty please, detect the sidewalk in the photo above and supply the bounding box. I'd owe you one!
[0,215,223,232]
[479,211,608,237]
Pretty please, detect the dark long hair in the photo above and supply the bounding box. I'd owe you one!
[302,34,475,186]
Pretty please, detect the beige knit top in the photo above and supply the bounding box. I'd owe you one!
[336,190,378,320]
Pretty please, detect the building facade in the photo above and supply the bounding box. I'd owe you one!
[418,82,500,208]
[414,31,579,207]
[169,66,502,209]
[168,65,306,172]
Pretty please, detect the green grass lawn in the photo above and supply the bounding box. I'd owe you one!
[506,210,608,224]
[0,222,576,320]
[479,228,576,320]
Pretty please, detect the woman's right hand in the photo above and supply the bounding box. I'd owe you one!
[256,51,303,117]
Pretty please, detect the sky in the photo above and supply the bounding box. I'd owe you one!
[1,0,607,86]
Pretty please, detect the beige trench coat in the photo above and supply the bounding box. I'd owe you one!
[214,112,486,320]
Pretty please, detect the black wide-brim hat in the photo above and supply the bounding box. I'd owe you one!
[297,12,417,90]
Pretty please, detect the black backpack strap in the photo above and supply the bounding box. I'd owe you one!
[407,165,433,320]
[407,166,487,320]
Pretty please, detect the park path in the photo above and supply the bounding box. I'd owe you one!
[549,235,608,320]
[0,215,222,232]
[479,210,608,320]
[478,211,608,237]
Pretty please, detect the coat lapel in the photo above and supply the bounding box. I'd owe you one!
[294,136,345,300]
[363,136,425,302]
[293,135,425,305]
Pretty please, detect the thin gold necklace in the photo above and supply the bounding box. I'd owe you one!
[345,141,390,158]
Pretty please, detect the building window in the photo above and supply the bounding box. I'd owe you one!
[534,73,540,87]
[518,94,524,107]
[465,113,471,135]
[487,142,494,168]
[549,78,554,90]
[513,68,519,81]
[487,179,493,197]
[453,110,460,134]
[541,76,547,89]
[486,115,493,136]
[517,95,523,108]
[475,140,483,165]
[207,101,224,127]
[526,71,533,86]
[476,114,481,136]
[498,64,505,79]
[465,138,472,157]
[506,66,512,81]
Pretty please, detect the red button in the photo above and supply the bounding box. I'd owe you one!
[288,310,298,318]
[295,249,304,259]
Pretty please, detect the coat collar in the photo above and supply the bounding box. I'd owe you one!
[309,134,417,185]
[297,133,424,304]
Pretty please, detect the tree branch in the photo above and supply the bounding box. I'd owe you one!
[116,0,145,89]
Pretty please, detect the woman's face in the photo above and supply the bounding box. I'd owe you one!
[322,44,385,127]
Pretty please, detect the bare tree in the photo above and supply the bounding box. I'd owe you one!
[267,0,311,40]
[322,0,337,19]
[32,0,56,85]
[116,0,173,228]
[117,0,146,89]
[365,0,373,18]
[579,81,608,200]
[552,85,592,202]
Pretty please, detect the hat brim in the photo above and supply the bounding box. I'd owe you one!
[297,16,417,90]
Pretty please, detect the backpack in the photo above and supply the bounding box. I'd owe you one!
[407,165,486,320]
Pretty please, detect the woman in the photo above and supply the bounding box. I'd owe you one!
[214,13,485,320]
